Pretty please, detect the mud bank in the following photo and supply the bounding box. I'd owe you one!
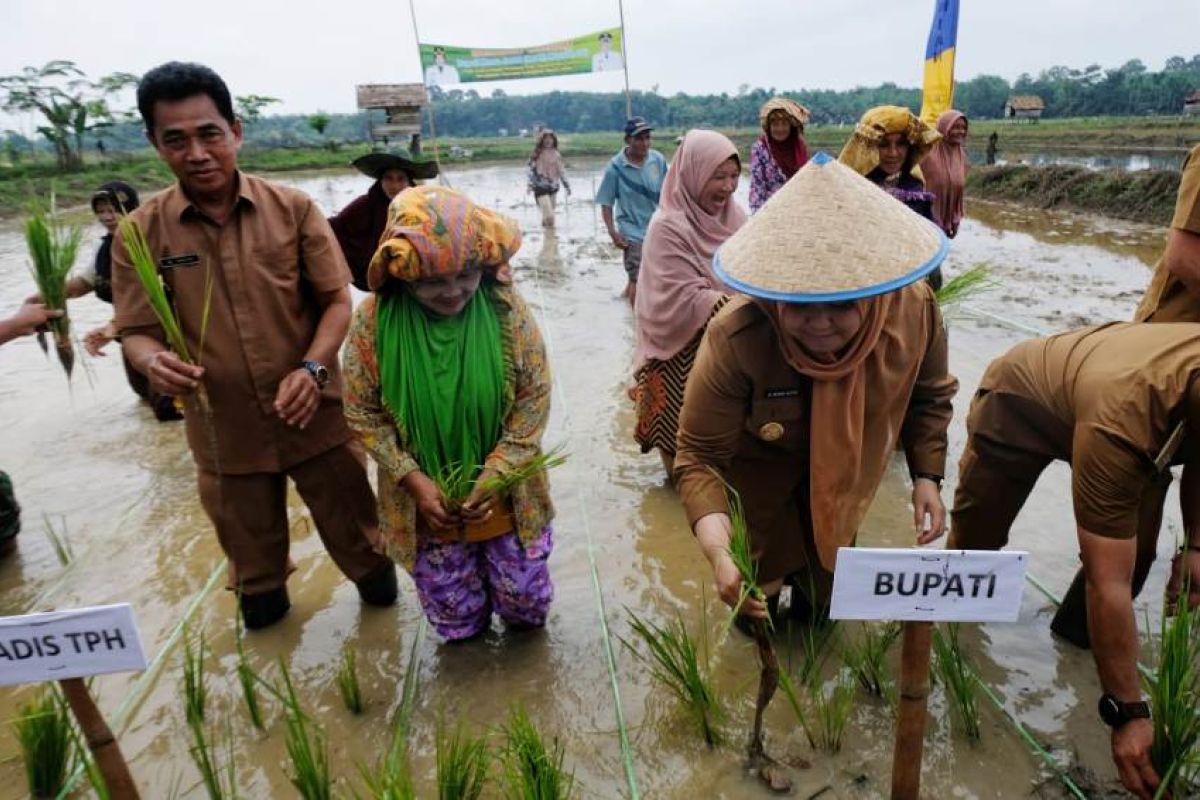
[966,163,1184,226]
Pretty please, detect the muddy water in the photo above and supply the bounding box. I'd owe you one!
[0,161,1176,799]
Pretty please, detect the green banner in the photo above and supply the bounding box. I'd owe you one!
[420,27,624,86]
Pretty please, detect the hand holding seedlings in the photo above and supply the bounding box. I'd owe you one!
[1110,718,1158,800]
[694,511,769,618]
[460,466,500,522]
[2,300,61,341]
[145,350,205,396]
[402,470,459,532]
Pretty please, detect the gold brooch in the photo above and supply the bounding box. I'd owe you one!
[759,422,784,442]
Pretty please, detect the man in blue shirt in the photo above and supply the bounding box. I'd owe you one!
[595,117,668,306]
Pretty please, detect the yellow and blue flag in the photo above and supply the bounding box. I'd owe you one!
[919,0,960,124]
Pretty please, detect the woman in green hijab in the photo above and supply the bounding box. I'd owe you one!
[343,186,555,641]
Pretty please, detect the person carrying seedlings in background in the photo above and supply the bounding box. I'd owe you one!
[527,129,571,229]
[111,62,397,630]
[1134,143,1200,324]
[673,154,957,628]
[596,116,668,307]
[748,97,810,212]
[839,105,944,290]
[343,185,556,642]
[948,321,1200,800]
[329,147,439,291]
[0,299,63,558]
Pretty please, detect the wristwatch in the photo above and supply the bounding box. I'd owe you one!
[302,360,329,389]
[911,471,943,488]
[1098,693,1151,728]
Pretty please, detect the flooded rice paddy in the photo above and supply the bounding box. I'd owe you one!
[0,159,1178,798]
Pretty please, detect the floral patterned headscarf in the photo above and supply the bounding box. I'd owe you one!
[838,105,941,179]
[366,185,521,290]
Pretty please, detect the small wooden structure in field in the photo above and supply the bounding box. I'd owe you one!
[1184,90,1200,116]
[355,83,427,152]
[1004,95,1045,121]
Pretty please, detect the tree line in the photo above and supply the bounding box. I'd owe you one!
[4,55,1199,166]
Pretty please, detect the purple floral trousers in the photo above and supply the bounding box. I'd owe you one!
[411,526,554,640]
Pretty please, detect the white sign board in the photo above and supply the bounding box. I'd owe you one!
[0,603,147,686]
[830,548,1028,623]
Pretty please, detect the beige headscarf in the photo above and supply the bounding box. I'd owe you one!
[758,97,811,133]
[635,129,748,365]
[838,105,941,182]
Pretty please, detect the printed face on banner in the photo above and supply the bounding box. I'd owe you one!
[420,28,624,86]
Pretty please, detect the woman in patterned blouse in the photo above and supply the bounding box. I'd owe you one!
[748,97,810,212]
[343,186,556,641]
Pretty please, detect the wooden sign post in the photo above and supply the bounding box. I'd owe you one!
[0,604,148,799]
[830,548,1028,800]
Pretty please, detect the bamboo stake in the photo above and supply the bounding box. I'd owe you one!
[57,678,140,799]
[891,621,932,800]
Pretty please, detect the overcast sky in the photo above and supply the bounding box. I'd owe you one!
[3,0,1198,128]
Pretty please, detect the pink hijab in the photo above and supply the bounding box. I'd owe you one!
[635,129,747,365]
[923,110,968,235]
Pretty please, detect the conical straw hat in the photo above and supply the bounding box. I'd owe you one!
[713,152,947,302]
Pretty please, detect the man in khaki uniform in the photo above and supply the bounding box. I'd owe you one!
[113,62,396,629]
[951,322,1200,800]
[1134,144,1200,323]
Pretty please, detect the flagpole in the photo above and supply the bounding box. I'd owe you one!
[408,0,444,180]
[618,0,632,119]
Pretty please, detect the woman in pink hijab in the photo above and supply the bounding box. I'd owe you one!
[632,129,748,476]
[923,110,969,238]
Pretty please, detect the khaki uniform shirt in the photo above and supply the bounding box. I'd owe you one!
[112,173,353,474]
[1134,144,1200,322]
[977,322,1200,537]
[674,286,956,582]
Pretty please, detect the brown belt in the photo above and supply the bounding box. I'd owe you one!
[420,502,516,544]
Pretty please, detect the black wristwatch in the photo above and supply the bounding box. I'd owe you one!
[302,359,329,389]
[1098,693,1151,728]
[911,471,943,488]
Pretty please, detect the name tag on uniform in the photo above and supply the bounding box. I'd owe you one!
[764,387,800,399]
[159,253,200,269]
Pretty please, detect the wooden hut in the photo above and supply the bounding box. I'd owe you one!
[355,83,427,152]
[1004,95,1045,121]
[1184,90,1200,116]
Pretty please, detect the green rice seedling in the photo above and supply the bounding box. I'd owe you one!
[277,659,332,800]
[436,715,491,800]
[182,624,207,726]
[64,713,110,800]
[41,513,74,565]
[932,623,982,742]
[12,688,75,798]
[355,622,427,798]
[622,608,723,747]
[186,717,226,800]
[117,216,214,414]
[435,447,569,511]
[501,705,574,800]
[841,621,901,700]
[336,642,365,714]
[934,263,997,311]
[1147,580,1200,797]
[24,196,83,378]
[233,612,264,730]
[803,670,857,753]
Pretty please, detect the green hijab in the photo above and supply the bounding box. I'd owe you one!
[376,284,505,481]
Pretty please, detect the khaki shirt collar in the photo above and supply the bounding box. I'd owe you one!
[163,170,257,224]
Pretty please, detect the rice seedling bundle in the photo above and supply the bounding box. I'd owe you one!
[434,447,568,510]
[336,643,365,714]
[1146,582,1200,797]
[934,263,997,311]
[276,660,332,800]
[436,717,491,800]
[233,614,264,730]
[182,625,208,727]
[805,670,857,753]
[12,688,75,798]
[41,514,74,566]
[24,197,82,378]
[622,609,724,747]
[932,623,982,742]
[187,717,237,800]
[842,621,901,700]
[501,705,574,800]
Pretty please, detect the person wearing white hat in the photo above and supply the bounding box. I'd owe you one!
[673,152,957,623]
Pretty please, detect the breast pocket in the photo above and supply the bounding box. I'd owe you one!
[746,396,808,453]
[252,236,300,290]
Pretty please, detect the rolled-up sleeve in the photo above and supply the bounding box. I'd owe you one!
[673,322,750,527]
[901,297,958,478]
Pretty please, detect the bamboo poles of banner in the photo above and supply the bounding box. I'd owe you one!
[890,621,933,799]
[407,0,446,183]
[618,0,632,119]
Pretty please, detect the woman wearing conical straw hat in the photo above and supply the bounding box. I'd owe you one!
[674,153,958,624]
[633,129,747,477]
[840,105,944,290]
[342,186,556,641]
